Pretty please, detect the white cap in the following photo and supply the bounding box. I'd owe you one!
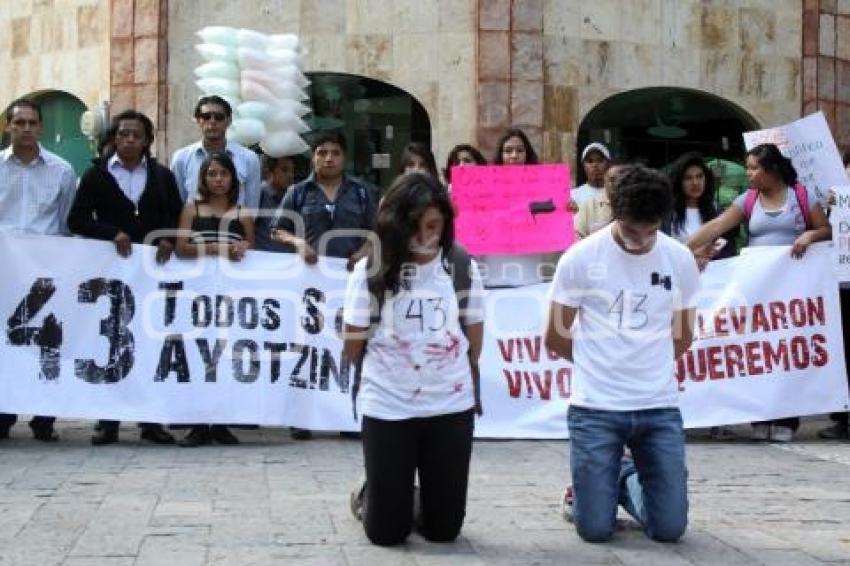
[581,142,611,161]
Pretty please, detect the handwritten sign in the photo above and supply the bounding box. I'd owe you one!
[833,186,850,282]
[743,112,848,205]
[451,164,574,255]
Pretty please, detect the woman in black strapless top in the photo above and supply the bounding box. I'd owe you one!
[175,152,255,447]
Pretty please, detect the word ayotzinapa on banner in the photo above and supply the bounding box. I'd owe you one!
[743,112,847,205]
[0,233,356,431]
[833,185,850,281]
[451,165,574,256]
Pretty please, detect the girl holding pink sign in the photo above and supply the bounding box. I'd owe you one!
[477,128,561,288]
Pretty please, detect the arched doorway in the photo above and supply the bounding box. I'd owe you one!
[1,90,94,176]
[577,87,759,185]
[304,72,432,190]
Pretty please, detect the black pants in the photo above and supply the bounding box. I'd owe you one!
[0,414,54,431]
[829,287,850,425]
[362,409,474,546]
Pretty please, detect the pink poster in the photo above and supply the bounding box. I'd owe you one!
[451,164,574,255]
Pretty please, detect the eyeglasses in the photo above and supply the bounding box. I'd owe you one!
[199,112,227,122]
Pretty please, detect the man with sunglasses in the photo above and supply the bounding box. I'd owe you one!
[170,95,261,210]
[0,98,77,442]
[68,109,183,446]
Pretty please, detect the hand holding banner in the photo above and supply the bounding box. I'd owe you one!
[743,112,847,205]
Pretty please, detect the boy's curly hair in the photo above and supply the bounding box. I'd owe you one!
[610,164,673,223]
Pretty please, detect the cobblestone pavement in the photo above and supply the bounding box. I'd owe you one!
[0,418,848,565]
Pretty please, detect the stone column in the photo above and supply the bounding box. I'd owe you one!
[802,0,850,151]
[477,0,545,158]
[110,0,169,156]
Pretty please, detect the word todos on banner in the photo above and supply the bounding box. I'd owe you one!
[9,276,354,394]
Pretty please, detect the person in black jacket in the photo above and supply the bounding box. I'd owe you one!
[68,109,183,445]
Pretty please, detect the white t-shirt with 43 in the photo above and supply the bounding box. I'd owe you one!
[549,224,700,411]
[344,253,485,420]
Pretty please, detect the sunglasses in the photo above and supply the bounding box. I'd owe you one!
[198,112,227,122]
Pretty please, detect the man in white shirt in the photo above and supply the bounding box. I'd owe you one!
[170,95,262,210]
[571,142,610,207]
[545,164,699,543]
[0,98,77,442]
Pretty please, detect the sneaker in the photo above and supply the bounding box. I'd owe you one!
[817,422,850,440]
[179,427,211,447]
[769,425,794,443]
[139,426,175,445]
[350,481,367,521]
[560,485,575,523]
[751,423,770,441]
[210,425,239,445]
[30,423,58,442]
[91,427,119,446]
[709,426,736,440]
[289,427,312,441]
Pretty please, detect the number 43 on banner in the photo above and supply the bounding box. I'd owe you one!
[7,277,135,384]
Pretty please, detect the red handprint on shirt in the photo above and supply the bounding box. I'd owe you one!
[423,330,462,369]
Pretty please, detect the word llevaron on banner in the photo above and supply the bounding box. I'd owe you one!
[0,234,847,438]
[194,27,311,156]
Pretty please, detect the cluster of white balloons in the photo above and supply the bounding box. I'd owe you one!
[193,27,311,157]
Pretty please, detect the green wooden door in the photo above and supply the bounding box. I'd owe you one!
[33,91,95,176]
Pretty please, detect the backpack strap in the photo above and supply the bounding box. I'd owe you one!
[358,185,368,215]
[445,244,473,330]
[743,185,812,230]
[742,188,759,222]
[792,182,812,230]
[292,182,307,212]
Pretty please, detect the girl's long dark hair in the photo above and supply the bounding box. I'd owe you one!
[398,142,440,181]
[444,143,487,182]
[747,143,798,187]
[367,172,455,305]
[668,152,718,233]
[493,127,539,165]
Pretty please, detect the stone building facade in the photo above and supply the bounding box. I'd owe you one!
[0,0,110,110]
[2,1,850,175]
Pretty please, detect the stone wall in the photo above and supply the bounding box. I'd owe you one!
[165,0,479,166]
[512,0,804,164]
[109,0,170,156]
[803,0,850,152]
[0,0,111,111]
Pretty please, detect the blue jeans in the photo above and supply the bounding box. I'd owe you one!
[568,405,688,543]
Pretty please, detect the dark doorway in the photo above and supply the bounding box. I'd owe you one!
[577,87,759,185]
[304,72,431,191]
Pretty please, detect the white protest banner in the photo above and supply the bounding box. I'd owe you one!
[743,112,847,204]
[676,244,847,428]
[1,234,847,438]
[0,233,356,431]
[474,244,849,438]
[833,186,850,281]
